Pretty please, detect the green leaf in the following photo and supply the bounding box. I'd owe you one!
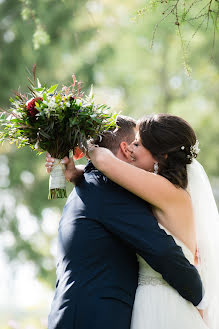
[0,113,6,121]
[10,118,22,123]
[88,85,94,99]
[47,84,58,94]
[37,78,41,88]
[39,129,50,139]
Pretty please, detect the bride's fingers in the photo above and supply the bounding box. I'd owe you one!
[87,144,99,154]
[45,163,52,173]
[45,155,71,173]
[45,155,55,174]
[197,309,204,319]
[45,161,53,174]
[46,156,54,164]
[45,162,53,168]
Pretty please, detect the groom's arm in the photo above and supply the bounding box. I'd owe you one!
[100,182,203,307]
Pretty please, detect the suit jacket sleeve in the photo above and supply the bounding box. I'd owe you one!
[98,179,203,306]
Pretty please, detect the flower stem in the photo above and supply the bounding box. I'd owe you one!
[48,188,67,200]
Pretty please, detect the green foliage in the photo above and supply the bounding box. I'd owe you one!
[136,0,219,69]
[0,74,117,158]
[20,0,51,50]
[33,24,50,50]
[137,0,219,28]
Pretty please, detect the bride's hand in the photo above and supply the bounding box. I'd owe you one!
[45,152,83,183]
[45,153,71,173]
[88,146,114,171]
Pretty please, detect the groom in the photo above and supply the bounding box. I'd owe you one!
[47,116,204,329]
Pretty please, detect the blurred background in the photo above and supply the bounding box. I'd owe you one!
[0,0,218,328]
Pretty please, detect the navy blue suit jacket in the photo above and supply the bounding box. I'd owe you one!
[48,162,203,329]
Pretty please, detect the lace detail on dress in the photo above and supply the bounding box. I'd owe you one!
[137,224,195,289]
[138,275,168,287]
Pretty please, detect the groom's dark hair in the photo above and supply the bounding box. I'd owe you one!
[95,115,136,154]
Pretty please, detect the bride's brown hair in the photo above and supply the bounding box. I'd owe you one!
[138,114,198,189]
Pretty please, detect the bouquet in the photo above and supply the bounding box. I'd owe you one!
[0,67,117,199]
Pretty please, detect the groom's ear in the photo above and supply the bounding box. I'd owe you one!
[119,141,130,159]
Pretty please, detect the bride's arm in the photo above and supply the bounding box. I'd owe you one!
[89,147,183,210]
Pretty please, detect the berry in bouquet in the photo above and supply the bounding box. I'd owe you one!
[0,66,118,199]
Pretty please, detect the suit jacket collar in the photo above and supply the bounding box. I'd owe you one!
[84,161,97,173]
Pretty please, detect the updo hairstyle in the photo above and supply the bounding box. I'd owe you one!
[138,114,198,189]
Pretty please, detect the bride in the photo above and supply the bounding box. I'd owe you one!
[87,114,219,329]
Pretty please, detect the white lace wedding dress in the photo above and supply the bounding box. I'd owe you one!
[131,225,208,329]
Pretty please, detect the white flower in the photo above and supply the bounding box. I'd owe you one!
[76,99,82,106]
[66,101,70,107]
[47,100,56,109]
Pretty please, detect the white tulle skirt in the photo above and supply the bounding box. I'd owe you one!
[131,283,209,329]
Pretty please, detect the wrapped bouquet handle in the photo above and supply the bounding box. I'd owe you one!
[48,159,67,199]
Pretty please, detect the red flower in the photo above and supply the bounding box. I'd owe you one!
[26,97,43,117]
[73,147,84,160]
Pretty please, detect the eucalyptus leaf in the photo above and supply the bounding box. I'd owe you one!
[47,84,58,94]
[0,113,6,120]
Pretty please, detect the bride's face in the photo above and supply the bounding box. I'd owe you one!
[128,132,156,172]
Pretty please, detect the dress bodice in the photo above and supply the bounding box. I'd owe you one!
[138,224,194,286]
